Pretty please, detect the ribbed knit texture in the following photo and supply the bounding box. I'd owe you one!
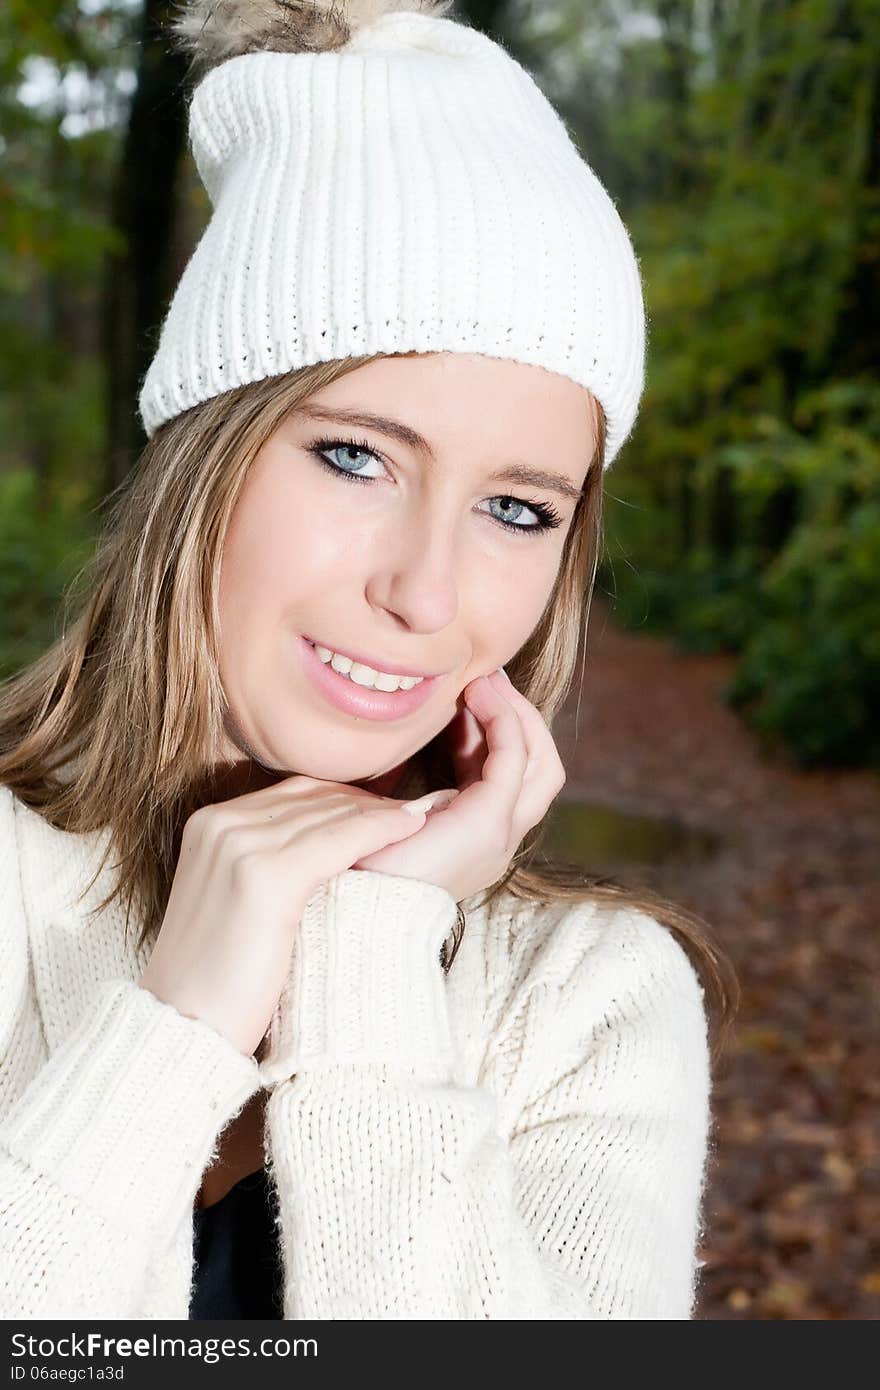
[137,10,647,468]
[257,869,458,1085]
[0,780,711,1319]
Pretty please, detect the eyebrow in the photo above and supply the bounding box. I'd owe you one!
[295,405,586,502]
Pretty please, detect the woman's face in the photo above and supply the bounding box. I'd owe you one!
[216,352,598,788]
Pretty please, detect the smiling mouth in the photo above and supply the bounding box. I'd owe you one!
[303,637,435,689]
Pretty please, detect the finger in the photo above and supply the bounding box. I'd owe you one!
[240,779,402,824]
[209,797,422,853]
[296,801,428,885]
[486,670,565,786]
[485,671,566,823]
[400,788,460,816]
[460,675,528,819]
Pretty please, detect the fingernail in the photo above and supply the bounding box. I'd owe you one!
[465,675,491,698]
[402,789,458,816]
[496,666,513,683]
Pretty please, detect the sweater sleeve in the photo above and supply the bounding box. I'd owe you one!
[260,868,712,1320]
[0,785,262,1319]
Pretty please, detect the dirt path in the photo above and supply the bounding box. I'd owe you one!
[553,596,880,1320]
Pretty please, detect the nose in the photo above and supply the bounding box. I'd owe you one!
[365,515,460,635]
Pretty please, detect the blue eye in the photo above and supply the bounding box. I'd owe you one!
[485,496,555,531]
[310,439,385,479]
[306,435,564,537]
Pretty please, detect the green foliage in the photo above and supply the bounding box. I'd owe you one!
[725,502,880,768]
[0,2,130,475]
[0,470,97,679]
[723,383,880,767]
[0,2,130,680]
[603,379,880,767]
[564,0,880,768]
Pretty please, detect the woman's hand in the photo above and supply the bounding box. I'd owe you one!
[137,780,429,1057]
[353,668,566,901]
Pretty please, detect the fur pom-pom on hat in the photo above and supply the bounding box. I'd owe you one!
[168,0,455,72]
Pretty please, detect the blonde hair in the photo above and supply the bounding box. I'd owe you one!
[0,354,739,1065]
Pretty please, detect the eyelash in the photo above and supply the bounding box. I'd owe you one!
[305,436,564,537]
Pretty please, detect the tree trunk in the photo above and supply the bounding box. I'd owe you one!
[100,0,189,499]
[459,0,510,38]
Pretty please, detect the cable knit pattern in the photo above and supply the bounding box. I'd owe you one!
[136,10,647,468]
[0,781,712,1319]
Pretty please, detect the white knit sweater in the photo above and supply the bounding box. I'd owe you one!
[0,780,712,1320]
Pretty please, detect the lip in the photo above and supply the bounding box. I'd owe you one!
[298,636,443,723]
[302,634,445,679]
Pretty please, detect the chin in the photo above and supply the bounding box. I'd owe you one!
[265,746,398,789]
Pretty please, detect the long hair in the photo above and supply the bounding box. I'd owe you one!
[0,354,739,1065]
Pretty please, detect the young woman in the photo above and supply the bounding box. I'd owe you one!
[0,1,738,1320]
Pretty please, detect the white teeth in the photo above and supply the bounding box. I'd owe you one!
[374,671,404,692]
[309,641,425,692]
[349,662,378,687]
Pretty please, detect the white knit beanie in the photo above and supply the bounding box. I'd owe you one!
[137,0,647,468]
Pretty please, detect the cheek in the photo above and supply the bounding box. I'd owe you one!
[219,515,291,637]
[218,474,358,646]
[467,551,560,656]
